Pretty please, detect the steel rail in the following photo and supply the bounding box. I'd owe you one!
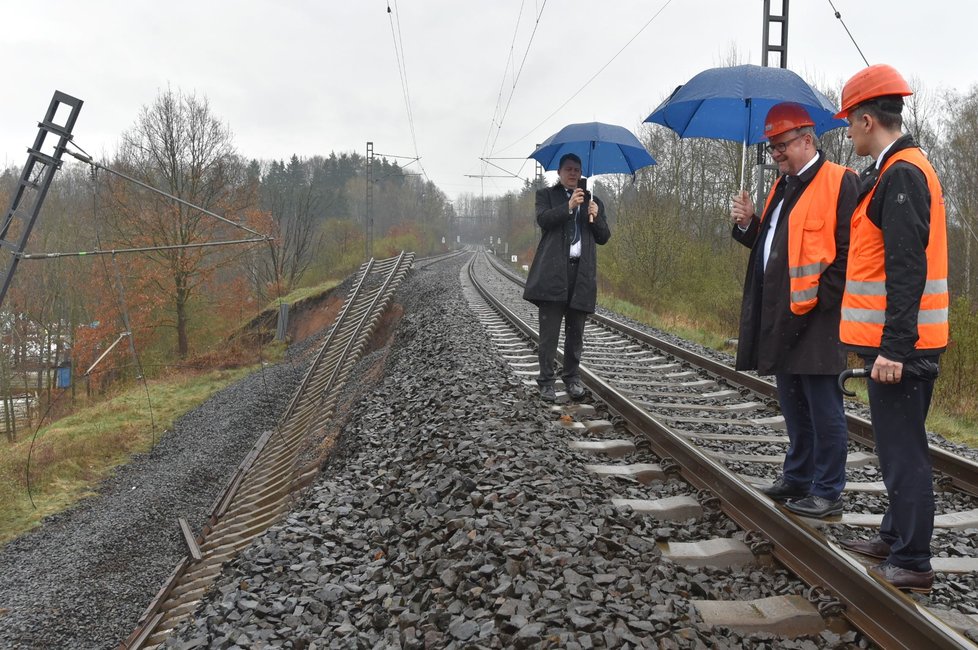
[123,253,416,649]
[468,253,972,650]
[278,258,376,424]
[486,252,978,497]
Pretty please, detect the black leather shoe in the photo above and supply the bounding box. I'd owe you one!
[539,384,556,402]
[840,536,891,560]
[759,478,808,502]
[783,495,844,518]
[869,561,934,593]
[566,380,586,400]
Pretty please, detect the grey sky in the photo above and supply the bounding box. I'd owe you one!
[1,1,974,203]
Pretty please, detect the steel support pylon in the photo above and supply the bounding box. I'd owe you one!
[0,91,84,308]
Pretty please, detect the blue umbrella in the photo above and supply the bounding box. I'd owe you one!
[644,64,847,145]
[529,122,656,178]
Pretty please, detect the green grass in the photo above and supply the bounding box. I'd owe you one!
[920,410,978,448]
[0,366,253,544]
[599,295,732,352]
[265,279,341,312]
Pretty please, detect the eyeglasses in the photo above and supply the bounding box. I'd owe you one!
[764,134,804,154]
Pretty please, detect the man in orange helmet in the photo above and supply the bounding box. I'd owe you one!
[730,102,858,518]
[835,64,948,593]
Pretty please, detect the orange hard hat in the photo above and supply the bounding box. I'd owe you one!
[835,64,912,119]
[764,102,815,139]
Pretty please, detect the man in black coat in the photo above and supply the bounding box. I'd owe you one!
[730,103,858,518]
[523,153,611,402]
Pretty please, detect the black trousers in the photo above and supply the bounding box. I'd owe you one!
[868,375,936,572]
[536,261,587,386]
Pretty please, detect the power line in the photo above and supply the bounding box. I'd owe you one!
[17,237,269,260]
[65,142,270,240]
[826,0,870,66]
[483,1,549,163]
[480,0,528,164]
[386,0,430,182]
[495,0,674,156]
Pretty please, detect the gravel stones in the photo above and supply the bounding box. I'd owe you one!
[0,340,310,649]
[163,257,850,649]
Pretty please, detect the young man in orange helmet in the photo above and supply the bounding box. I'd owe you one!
[835,64,948,593]
[730,102,859,518]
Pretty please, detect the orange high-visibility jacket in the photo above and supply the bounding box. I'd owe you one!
[840,148,948,350]
[760,161,849,315]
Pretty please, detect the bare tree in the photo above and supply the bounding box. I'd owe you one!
[940,85,978,298]
[110,87,246,357]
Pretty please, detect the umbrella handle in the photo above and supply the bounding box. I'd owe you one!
[838,367,870,397]
[739,139,747,191]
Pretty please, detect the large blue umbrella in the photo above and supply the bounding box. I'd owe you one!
[529,122,656,178]
[644,64,847,145]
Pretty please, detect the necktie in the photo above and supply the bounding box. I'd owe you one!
[567,190,581,245]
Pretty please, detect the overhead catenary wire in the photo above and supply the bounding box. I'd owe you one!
[17,237,270,260]
[474,0,549,188]
[65,142,270,240]
[495,0,675,157]
[826,0,871,67]
[385,0,430,183]
[482,1,549,166]
[88,166,156,443]
[479,0,529,165]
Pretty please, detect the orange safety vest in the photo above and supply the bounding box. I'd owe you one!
[840,148,948,350]
[760,161,849,315]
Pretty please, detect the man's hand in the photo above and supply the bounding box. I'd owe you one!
[568,188,586,213]
[731,189,754,228]
[588,199,598,223]
[871,354,904,384]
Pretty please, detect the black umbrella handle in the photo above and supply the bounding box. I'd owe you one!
[838,367,870,397]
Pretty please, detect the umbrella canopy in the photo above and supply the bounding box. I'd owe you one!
[644,64,847,145]
[529,122,656,177]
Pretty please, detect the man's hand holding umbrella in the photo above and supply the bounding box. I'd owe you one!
[730,189,753,228]
[587,196,598,223]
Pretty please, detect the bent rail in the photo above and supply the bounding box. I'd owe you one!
[123,252,415,649]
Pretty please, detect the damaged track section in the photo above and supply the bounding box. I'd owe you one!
[128,252,415,649]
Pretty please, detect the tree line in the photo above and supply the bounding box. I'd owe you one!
[0,87,455,437]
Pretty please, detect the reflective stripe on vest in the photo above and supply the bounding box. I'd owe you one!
[840,148,949,350]
[760,160,849,315]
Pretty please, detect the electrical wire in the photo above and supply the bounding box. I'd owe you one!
[385,0,430,182]
[65,141,271,240]
[89,167,157,443]
[495,0,674,156]
[826,0,870,66]
[480,0,529,164]
[17,237,272,260]
[482,1,548,165]
[24,384,70,509]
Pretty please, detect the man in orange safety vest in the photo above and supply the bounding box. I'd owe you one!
[835,64,948,594]
[730,102,858,519]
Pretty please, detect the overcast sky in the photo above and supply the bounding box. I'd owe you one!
[1,1,974,203]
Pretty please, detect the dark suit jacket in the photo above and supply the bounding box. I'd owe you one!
[523,183,611,312]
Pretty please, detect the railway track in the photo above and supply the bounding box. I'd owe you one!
[124,252,415,649]
[467,250,978,648]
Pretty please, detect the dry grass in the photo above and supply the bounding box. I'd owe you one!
[0,367,251,544]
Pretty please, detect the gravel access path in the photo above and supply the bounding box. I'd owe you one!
[0,340,311,648]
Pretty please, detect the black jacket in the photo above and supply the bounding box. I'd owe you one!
[849,134,944,362]
[733,153,858,375]
[523,183,611,312]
